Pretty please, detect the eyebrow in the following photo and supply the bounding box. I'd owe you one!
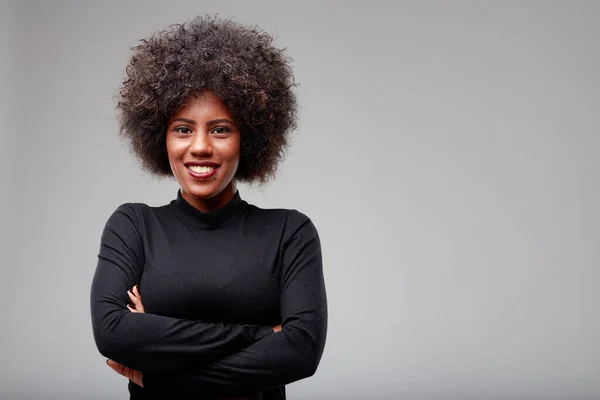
[170,117,235,126]
[171,117,196,125]
[206,118,235,126]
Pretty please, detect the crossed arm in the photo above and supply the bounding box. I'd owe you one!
[107,287,283,388]
[90,203,327,394]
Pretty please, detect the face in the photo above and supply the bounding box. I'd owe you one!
[166,91,241,212]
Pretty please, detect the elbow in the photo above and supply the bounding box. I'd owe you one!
[302,327,326,378]
[94,332,122,360]
[289,337,325,381]
[300,352,321,378]
[284,352,320,384]
[285,325,326,381]
[95,342,117,361]
[92,324,124,361]
[91,310,129,360]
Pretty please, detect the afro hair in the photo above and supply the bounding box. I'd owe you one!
[117,15,297,183]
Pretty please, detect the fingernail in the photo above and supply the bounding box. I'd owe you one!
[106,359,109,365]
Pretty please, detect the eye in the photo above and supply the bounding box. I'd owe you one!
[211,126,231,135]
[174,126,193,134]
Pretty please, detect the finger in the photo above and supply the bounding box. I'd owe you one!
[107,360,136,381]
[127,304,138,313]
[130,287,145,313]
[132,285,142,300]
[127,290,141,308]
[106,359,126,375]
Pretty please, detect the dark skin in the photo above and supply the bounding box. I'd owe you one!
[106,92,282,386]
[167,91,241,213]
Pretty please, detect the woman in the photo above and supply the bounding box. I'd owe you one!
[90,16,327,400]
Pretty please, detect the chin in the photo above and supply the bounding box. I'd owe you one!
[184,177,235,198]
[174,165,236,200]
[183,184,222,199]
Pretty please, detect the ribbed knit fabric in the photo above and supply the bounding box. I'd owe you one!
[90,189,327,400]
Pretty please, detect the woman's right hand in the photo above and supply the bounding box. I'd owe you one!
[106,359,144,388]
[272,324,282,333]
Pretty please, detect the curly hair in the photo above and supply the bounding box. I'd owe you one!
[117,16,297,183]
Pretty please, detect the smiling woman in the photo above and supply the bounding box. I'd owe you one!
[167,93,242,211]
[90,15,327,400]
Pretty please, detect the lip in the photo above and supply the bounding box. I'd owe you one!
[184,161,220,167]
[185,164,219,180]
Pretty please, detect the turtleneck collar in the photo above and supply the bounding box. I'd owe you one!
[169,189,248,229]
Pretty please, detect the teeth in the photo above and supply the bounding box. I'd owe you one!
[188,165,215,174]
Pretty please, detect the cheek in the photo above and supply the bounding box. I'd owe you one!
[231,137,242,161]
[165,135,174,158]
[220,138,241,163]
[166,138,185,160]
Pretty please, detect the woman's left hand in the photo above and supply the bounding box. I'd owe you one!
[127,285,145,313]
[106,285,145,386]
[106,359,144,388]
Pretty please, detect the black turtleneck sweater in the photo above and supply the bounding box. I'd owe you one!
[90,190,327,400]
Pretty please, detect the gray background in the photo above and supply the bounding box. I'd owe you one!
[1,1,599,399]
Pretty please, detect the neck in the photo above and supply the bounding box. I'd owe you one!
[181,181,237,213]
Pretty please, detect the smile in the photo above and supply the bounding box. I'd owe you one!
[186,164,219,180]
[188,165,215,174]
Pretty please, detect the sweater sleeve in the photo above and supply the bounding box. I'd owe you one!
[142,213,328,396]
[90,203,274,373]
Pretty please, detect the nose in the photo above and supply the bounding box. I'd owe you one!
[189,131,213,157]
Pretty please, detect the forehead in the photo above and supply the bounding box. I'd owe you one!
[172,92,233,120]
